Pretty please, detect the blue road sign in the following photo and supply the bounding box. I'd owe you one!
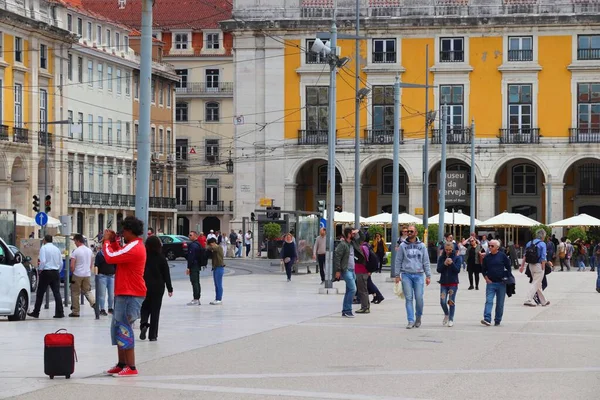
[320,218,327,229]
[35,212,48,227]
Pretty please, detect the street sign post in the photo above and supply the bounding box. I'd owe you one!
[320,218,327,229]
[35,212,49,227]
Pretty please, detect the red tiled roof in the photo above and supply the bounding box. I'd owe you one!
[48,0,132,30]
[81,0,232,30]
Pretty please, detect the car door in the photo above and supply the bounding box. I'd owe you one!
[159,236,174,257]
[0,242,13,312]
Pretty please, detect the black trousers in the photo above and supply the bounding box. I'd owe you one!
[468,270,480,288]
[140,287,165,340]
[367,276,383,300]
[32,270,64,316]
[317,254,325,282]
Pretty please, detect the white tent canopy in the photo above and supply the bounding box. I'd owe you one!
[549,213,600,227]
[428,211,481,226]
[16,214,36,227]
[46,216,62,228]
[323,210,367,224]
[363,212,422,225]
[478,212,540,227]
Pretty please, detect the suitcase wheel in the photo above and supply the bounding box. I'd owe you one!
[49,376,54,379]
[66,375,70,379]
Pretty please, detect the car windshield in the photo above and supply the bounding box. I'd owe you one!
[175,236,189,242]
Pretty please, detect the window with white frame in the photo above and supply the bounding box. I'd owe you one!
[67,110,73,138]
[205,139,219,162]
[372,86,394,132]
[125,71,131,96]
[134,123,138,148]
[39,89,47,133]
[578,35,600,60]
[166,84,171,106]
[125,122,131,145]
[207,33,219,49]
[205,102,219,122]
[176,139,187,160]
[176,178,187,205]
[176,69,187,88]
[508,84,532,133]
[577,83,600,133]
[98,116,103,142]
[68,161,74,191]
[67,14,72,31]
[166,129,172,154]
[107,118,113,145]
[67,53,72,80]
[124,36,129,50]
[167,173,172,197]
[206,69,219,90]
[151,127,156,152]
[116,69,121,94]
[306,39,327,64]
[108,171,114,194]
[14,84,23,127]
[117,120,122,145]
[89,164,94,192]
[372,39,396,63]
[78,162,84,192]
[88,60,93,86]
[107,65,112,91]
[77,18,82,36]
[440,85,464,129]
[174,33,189,50]
[159,128,164,153]
[512,164,537,195]
[176,102,188,121]
[106,29,111,47]
[0,33,3,60]
[115,32,120,49]
[134,75,139,98]
[306,86,328,131]
[77,56,83,83]
[440,37,464,62]
[151,79,155,103]
[77,112,83,140]
[126,167,131,195]
[98,164,104,192]
[206,179,219,205]
[159,82,164,105]
[40,44,47,69]
[508,36,533,62]
[97,25,102,44]
[97,63,103,88]
[88,114,93,141]
[382,164,407,195]
[14,37,22,62]
[87,22,92,41]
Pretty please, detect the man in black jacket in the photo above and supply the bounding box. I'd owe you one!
[186,231,205,305]
[95,249,116,316]
[481,240,512,327]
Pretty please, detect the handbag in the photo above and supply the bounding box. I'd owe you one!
[393,282,405,299]
[545,263,552,275]
[284,257,291,263]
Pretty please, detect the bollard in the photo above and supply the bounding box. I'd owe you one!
[94,274,100,320]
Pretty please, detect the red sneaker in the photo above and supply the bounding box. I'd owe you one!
[105,365,123,375]
[113,366,138,377]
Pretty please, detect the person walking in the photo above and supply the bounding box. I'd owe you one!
[558,237,568,271]
[236,230,243,258]
[198,232,207,248]
[466,238,482,290]
[281,233,297,282]
[244,230,252,257]
[589,240,596,272]
[520,229,551,307]
[95,248,115,316]
[546,236,555,272]
[393,225,431,329]
[437,242,461,327]
[69,234,95,317]
[313,228,327,284]
[27,235,64,319]
[566,239,574,270]
[481,240,512,326]
[354,239,370,314]
[334,228,362,318]
[139,236,173,342]
[186,231,205,305]
[372,233,388,273]
[102,217,147,377]
[207,238,225,305]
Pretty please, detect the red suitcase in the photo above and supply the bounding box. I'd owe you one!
[44,329,77,379]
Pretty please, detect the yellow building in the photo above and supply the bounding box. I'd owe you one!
[228,0,600,229]
[0,3,73,239]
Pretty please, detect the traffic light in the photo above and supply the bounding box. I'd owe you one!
[44,195,51,213]
[250,212,256,222]
[33,195,40,212]
[317,200,326,214]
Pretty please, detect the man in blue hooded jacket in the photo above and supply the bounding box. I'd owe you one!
[394,225,431,329]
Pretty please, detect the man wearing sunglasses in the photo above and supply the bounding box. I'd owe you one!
[481,239,512,326]
[394,225,431,329]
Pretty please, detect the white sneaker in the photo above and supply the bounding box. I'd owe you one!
[448,320,454,327]
[443,316,449,326]
[210,300,222,305]
[186,300,199,306]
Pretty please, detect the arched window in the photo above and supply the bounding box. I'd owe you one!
[512,164,537,195]
[381,164,407,195]
[205,102,220,122]
[318,165,341,195]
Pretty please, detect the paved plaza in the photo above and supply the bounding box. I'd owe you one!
[1,265,599,400]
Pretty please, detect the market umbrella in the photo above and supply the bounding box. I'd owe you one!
[16,213,36,227]
[323,210,367,224]
[363,212,422,225]
[549,213,600,227]
[46,216,62,228]
[428,211,481,226]
[478,212,540,227]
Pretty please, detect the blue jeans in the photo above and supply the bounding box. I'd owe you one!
[96,274,115,311]
[483,282,506,324]
[596,267,600,289]
[401,273,425,323]
[440,285,458,321]
[342,270,357,313]
[235,244,242,257]
[213,266,224,301]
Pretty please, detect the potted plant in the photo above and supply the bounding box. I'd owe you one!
[264,222,282,259]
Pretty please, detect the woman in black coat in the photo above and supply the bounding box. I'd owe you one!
[466,238,483,290]
[140,236,173,342]
[280,233,297,282]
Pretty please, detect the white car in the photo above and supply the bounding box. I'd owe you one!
[0,238,31,321]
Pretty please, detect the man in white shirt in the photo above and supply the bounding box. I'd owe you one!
[244,230,252,257]
[28,235,64,319]
[207,230,217,241]
[70,234,95,317]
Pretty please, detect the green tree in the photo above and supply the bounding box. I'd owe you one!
[264,223,281,240]
[567,226,587,243]
[530,224,551,238]
[415,224,438,245]
[368,225,384,241]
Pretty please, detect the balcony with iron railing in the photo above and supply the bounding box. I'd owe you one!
[149,197,177,209]
[199,200,224,212]
[577,48,600,60]
[0,125,8,141]
[431,127,472,144]
[508,49,533,62]
[499,128,540,144]
[298,129,331,145]
[176,200,233,213]
[69,191,176,209]
[569,127,600,143]
[38,131,53,147]
[364,129,403,145]
[440,50,464,62]
[372,51,396,63]
[175,82,234,96]
[13,127,29,144]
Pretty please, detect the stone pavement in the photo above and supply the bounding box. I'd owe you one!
[1,268,599,400]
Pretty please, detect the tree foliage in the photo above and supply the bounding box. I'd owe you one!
[264,223,281,240]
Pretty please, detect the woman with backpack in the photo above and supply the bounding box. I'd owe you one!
[437,242,461,327]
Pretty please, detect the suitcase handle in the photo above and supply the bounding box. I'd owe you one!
[54,329,68,334]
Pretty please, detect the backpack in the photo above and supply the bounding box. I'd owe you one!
[525,240,540,264]
[559,243,566,259]
[364,246,379,273]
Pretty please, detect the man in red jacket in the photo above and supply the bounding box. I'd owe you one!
[102,216,147,377]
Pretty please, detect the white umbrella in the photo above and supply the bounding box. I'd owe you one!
[549,213,600,227]
[363,212,422,225]
[428,211,481,226]
[46,216,62,228]
[16,213,36,227]
[323,210,367,224]
[477,211,540,228]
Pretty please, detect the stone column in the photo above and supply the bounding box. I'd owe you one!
[0,182,12,209]
[341,182,355,216]
[407,182,423,217]
[549,182,564,236]
[477,182,496,222]
[284,183,297,212]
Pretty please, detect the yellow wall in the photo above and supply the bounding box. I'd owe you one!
[3,34,15,125]
[23,39,30,130]
[469,36,503,137]
[401,38,434,139]
[538,36,572,137]
[284,40,301,140]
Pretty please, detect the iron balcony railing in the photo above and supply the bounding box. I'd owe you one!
[364,129,403,145]
[38,131,53,147]
[298,129,330,145]
[577,48,600,60]
[508,49,533,62]
[199,200,224,212]
[499,128,540,144]
[69,191,176,209]
[13,127,29,144]
[175,82,234,95]
[176,200,194,212]
[0,125,8,141]
[440,50,464,62]
[149,197,176,209]
[372,51,396,63]
[569,128,600,143]
[431,128,472,144]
